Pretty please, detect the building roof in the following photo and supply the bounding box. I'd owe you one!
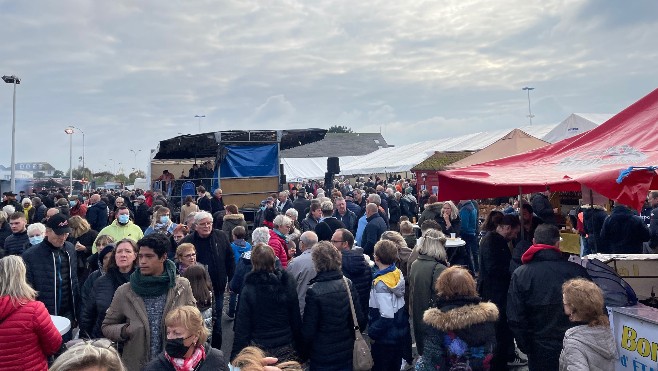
[411,151,474,171]
[279,133,389,158]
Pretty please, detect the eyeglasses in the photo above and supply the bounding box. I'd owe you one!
[197,222,212,227]
[183,253,196,258]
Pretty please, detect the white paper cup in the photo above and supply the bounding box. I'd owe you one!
[450,233,456,239]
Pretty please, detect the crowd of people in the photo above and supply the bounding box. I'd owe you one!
[0,174,648,370]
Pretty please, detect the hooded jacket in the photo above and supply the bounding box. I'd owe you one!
[368,266,409,344]
[101,275,196,371]
[222,213,247,242]
[231,269,302,360]
[459,200,478,236]
[0,296,62,371]
[418,202,442,226]
[416,298,498,371]
[559,324,617,371]
[268,229,289,268]
[86,200,109,232]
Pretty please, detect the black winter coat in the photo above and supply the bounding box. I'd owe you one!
[507,249,590,371]
[302,270,364,369]
[198,195,212,213]
[79,269,102,337]
[180,230,235,300]
[477,231,511,308]
[583,206,608,253]
[22,239,80,322]
[0,222,11,250]
[4,230,28,256]
[231,269,302,360]
[362,213,388,257]
[334,209,357,235]
[600,205,650,254]
[134,203,151,230]
[144,344,229,371]
[388,196,401,224]
[341,249,372,321]
[531,193,556,225]
[314,217,345,242]
[86,201,109,232]
[211,197,225,215]
[80,267,132,338]
[293,197,311,223]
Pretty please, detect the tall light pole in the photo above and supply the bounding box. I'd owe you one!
[522,86,535,125]
[194,114,205,134]
[2,75,20,192]
[70,125,85,184]
[130,149,142,172]
[65,128,74,193]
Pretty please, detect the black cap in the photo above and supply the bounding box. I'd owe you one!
[45,214,71,235]
[3,191,16,196]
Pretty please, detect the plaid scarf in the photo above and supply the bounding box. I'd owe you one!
[165,345,206,371]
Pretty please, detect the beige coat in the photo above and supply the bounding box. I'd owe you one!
[102,277,196,371]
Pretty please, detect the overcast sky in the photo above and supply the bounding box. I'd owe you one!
[1,0,657,174]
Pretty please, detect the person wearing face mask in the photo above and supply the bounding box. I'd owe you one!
[145,207,178,237]
[68,195,87,218]
[26,222,46,248]
[144,305,228,371]
[94,206,144,248]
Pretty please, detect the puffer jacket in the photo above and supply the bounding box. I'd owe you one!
[79,269,103,337]
[362,213,388,257]
[341,249,372,320]
[416,297,498,371]
[334,209,358,235]
[80,267,132,338]
[231,269,302,360]
[21,239,80,321]
[368,267,410,345]
[101,276,196,371]
[222,213,248,241]
[268,229,289,268]
[0,296,62,371]
[86,200,109,232]
[302,270,365,368]
[559,324,617,371]
[600,205,650,254]
[4,230,29,255]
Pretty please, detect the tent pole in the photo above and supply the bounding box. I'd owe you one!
[589,189,596,254]
[519,186,524,241]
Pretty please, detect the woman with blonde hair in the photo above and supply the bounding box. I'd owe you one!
[231,346,303,371]
[559,278,617,370]
[175,242,198,275]
[0,255,62,370]
[68,215,99,281]
[145,305,228,370]
[437,200,461,236]
[409,228,449,357]
[50,340,126,371]
[416,266,498,370]
[145,206,178,237]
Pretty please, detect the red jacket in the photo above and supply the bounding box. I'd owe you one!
[0,296,62,371]
[268,229,289,268]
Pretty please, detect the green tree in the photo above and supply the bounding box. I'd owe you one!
[327,125,353,133]
[53,170,65,178]
[34,171,46,178]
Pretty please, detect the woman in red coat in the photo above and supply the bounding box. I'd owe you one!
[0,255,62,371]
[268,215,293,268]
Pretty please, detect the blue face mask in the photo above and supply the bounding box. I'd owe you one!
[29,236,44,245]
[69,200,77,207]
[160,216,170,224]
[118,214,130,224]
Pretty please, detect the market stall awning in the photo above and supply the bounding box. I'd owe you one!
[437,88,658,209]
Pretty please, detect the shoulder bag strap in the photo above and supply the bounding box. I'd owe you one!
[342,276,360,331]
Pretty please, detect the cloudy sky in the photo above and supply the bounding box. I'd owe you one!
[1,0,657,174]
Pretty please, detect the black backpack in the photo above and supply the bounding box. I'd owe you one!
[578,257,638,307]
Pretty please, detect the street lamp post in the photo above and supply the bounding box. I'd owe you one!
[70,125,85,180]
[2,75,20,192]
[65,128,74,193]
[522,86,535,125]
[130,149,142,172]
[194,114,205,134]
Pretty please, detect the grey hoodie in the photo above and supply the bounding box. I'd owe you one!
[559,324,617,371]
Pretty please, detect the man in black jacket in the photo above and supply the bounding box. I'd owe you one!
[86,194,109,232]
[4,212,28,255]
[362,203,387,258]
[197,186,212,212]
[210,188,225,215]
[133,195,151,231]
[507,224,590,371]
[314,201,345,241]
[530,189,557,225]
[22,214,79,340]
[600,203,650,254]
[333,228,371,324]
[292,188,311,223]
[179,211,235,349]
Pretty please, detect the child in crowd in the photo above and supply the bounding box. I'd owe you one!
[399,220,417,250]
[227,226,252,319]
[368,240,410,371]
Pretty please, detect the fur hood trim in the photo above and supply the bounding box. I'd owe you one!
[423,302,499,331]
[424,202,443,211]
[223,213,245,221]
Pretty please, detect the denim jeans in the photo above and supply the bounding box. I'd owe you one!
[228,292,238,317]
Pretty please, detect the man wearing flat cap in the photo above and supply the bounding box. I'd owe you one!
[22,213,80,339]
[1,191,23,212]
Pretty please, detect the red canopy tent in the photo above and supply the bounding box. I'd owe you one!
[438,88,658,210]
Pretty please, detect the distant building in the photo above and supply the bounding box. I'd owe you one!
[14,162,56,176]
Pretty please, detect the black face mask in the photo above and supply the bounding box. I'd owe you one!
[165,335,194,359]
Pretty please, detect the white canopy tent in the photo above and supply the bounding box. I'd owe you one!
[542,113,613,143]
[281,156,359,181]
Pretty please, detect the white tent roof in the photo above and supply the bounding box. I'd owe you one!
[542,113,613,143]
[282,157,359,180]
[339,125,556,176]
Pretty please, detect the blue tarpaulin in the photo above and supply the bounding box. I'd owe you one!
[219,144,279,178]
